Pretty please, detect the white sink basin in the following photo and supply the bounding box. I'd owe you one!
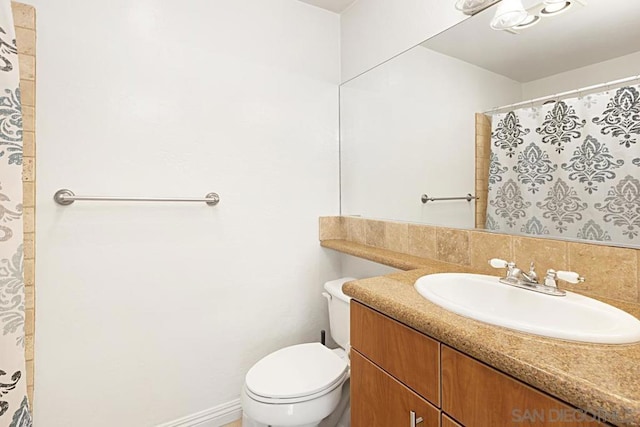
[415,273,640,344]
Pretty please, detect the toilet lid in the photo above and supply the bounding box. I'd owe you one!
[245,343,348,400]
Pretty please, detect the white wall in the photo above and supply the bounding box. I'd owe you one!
[340,0,466,82]
[522,51,640,99]
[341,46,522,228]
[341,254,398,278]
[31,0,341,426]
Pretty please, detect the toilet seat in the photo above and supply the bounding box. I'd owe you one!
[245,343,349,404]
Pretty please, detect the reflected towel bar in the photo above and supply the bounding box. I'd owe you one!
[53,189,220,206]
[421,193,477,203]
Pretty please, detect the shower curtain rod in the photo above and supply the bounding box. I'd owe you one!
[486,74,640,114]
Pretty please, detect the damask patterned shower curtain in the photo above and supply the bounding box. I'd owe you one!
[0,1,32,426]
[486,84,640,244]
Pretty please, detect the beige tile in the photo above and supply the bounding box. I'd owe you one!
[436,228,470,265]
[25,285,34,310]
[407,224,437,259]
[476,204,487,221]
[11,3,36,29]
[477,138,490,159]
[22,105,35,132]
[23,181,35,207]
[24,258,34,286]
[513,236,567,277]
[25,333,34,360]
[23,232,34,259]
[478,162,489,180]
[319,216,345,240]
[568,243,637,301]
[365,219,385,248]
[25,308,34,335]
[19,54,35,80]
[23,207,34,233]
[476,177,489,191]
[27,387,33,409]
[20,79,35,107]
[23,131,35,156]
[476,113,491,127]
[22,157,34,182]
[638,250,640,303]
[15,27,35,56]
[221,420,242,427]
[26,360,34,386]
[476,123,490,137]
[469,231,512,275]
[384,221,408,253]
[344,216,366,244]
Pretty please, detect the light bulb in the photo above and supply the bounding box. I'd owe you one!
[514,14,540,29]
[490,0,528,30]
[455,0,500,15]
[541,1,572,15]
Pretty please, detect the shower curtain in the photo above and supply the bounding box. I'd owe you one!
[0,1,32,426]
[486,84,640,245]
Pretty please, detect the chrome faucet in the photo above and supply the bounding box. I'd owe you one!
[489,259,584,297]
[490,259,538,285]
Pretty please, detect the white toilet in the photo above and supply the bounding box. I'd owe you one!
[241,278,355,427]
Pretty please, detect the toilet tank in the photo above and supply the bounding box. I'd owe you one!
[323,278,356,351]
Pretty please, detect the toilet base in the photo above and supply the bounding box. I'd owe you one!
[242,379,350,427]
[242,413,319,427]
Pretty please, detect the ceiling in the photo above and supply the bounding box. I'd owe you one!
[423,0,640,82]
[297,0,357,13]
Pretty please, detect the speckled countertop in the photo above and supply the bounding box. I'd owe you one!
[343,267,640,427]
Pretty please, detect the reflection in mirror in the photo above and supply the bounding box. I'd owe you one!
[340,0,640,247]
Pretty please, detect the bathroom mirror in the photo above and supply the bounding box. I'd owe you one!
[340,0,640,247]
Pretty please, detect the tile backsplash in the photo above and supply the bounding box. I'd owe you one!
[13,1,36,406]
[475,113,491,229]
[319,216,640,306]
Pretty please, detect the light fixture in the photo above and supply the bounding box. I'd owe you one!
[513,14,540,29]
[490,0,529,30]
[455,0,501,16]
[541,0,572,15]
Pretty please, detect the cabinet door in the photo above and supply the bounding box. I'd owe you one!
[442,414,463,427]
[351,301,440,406]
[442,346,604,427]
[352,350,440,427]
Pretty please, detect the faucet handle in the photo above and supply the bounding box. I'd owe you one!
[526,261,538,282]
[489,258,508,268]
[544,269,585,288]
[556,270,585,284]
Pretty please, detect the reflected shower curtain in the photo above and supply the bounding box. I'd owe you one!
[486,84,640,244]
[0,1,32,426]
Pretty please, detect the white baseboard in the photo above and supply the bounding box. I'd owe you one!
[156,399,242,427]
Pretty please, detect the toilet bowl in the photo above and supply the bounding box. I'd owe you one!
[241,278,355,427]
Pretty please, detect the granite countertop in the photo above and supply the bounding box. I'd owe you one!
[344,267,640,427]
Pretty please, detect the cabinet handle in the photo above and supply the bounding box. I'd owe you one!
[410,410,424,426]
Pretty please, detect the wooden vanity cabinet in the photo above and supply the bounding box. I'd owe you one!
[350,299,440,405]
[441,346,604,427]
[351,350,440,426]
[350,301,606,427]
[442,414,463,427]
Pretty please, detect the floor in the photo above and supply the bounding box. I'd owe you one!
[222,420,241,427]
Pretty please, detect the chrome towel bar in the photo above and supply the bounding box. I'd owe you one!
[421,193,477,203]
[54,189,220,206]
